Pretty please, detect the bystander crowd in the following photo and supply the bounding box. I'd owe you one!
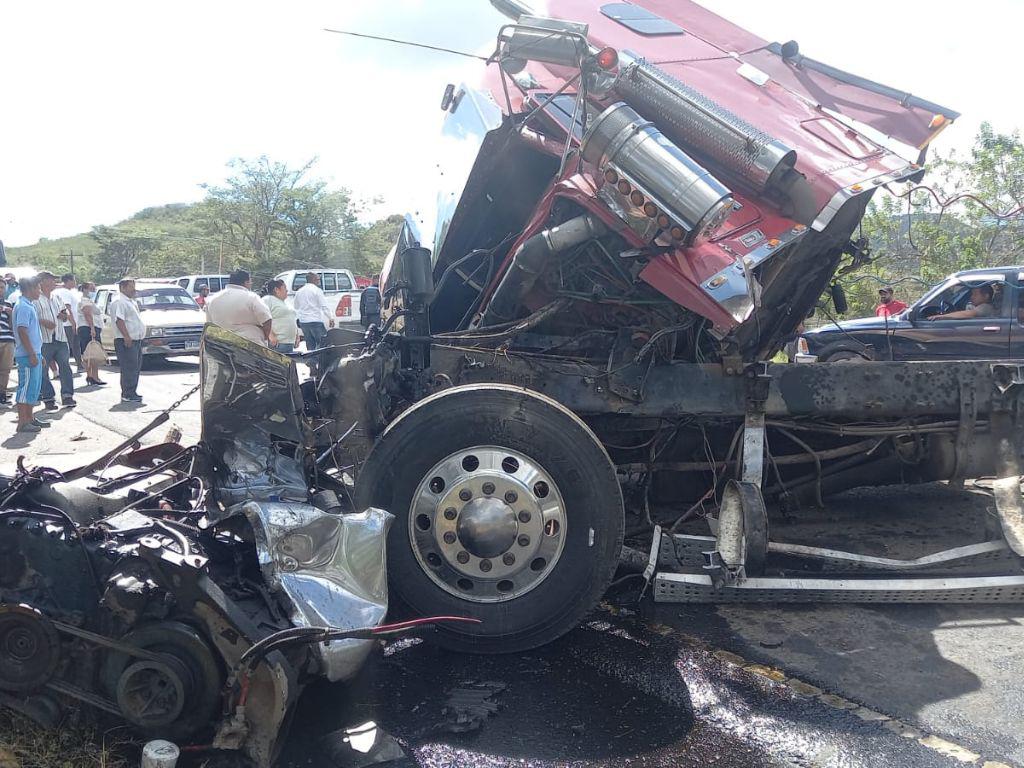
[54,273,82,371]
[77,282,106,386]
[13,277,46,433]
[294,272,334,352]
[205,269,275,346]
[262,279,298,353]
[109,278,146,404]
[0,296,14,406]
[34,271,76,409]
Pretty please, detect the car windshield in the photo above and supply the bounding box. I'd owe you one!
[136,287,201,310]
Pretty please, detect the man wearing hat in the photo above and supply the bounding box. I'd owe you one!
[874,286,907,318]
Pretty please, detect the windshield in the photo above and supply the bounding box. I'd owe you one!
[136,287,201,310]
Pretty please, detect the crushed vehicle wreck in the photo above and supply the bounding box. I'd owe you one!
[0,330,471,766]
[306,0,1024,652]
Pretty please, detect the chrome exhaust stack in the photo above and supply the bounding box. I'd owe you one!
[614,51,797,194]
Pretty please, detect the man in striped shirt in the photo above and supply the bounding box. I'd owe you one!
[33,271,76,409]
[0,296,13,406]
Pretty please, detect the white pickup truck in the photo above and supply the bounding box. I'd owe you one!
[275,268,362,326]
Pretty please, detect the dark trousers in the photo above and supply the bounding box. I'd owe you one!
[115,338,143,398]
[40,340,73,402]
[300,322,327,350]
[65,325,82,366]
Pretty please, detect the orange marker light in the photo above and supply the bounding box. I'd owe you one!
[657,214,671,228]
[617,180,632,195]
[596,47,618,70]
[604,168,618,184]
[629,190,645,206]
[643,202,658,218]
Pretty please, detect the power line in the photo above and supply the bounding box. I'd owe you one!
[322,28,489,61]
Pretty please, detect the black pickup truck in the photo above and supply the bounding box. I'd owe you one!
[800,266,1024,362]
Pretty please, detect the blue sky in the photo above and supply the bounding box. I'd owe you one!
[1,0,1021,248]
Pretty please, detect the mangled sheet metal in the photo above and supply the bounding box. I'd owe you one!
[215,501,393,682]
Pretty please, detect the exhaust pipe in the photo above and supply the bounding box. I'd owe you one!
[614,51,797,193]
[480,214,605,326]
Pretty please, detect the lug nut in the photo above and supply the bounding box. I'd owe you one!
[502,553,515,566]
[459,489,472,502]
[456,551,470,564]
[518,534,530,547]
[479,559,492,572]
[482,482,495,495]
[443,507,457,520]
[443,531,457,544]
[504,490,518,504]
[518,510,532,523]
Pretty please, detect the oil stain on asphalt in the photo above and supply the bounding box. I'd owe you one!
[282,609,969,768]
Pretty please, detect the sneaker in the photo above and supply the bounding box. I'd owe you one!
[62,397,77,408]
[32,419,51,428]
[129,395,144,402]
[43,401,58,411]
[16,422,41,433]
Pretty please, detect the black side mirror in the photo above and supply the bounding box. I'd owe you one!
[401,247,434,305]
[830,282,848,315]
[440,84,456,111]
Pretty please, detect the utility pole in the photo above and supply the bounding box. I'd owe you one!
[68,250,75,278]
[218,235,224,273]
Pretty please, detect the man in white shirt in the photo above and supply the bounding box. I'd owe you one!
[110,278,147,404]
[53,273,82,371]
[33,271,76,410]
[293,272,334,352]
[205,269,275,346]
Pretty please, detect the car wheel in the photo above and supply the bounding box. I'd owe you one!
[355,384,624,654]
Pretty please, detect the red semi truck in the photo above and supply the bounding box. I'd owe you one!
[308,0,1024,652]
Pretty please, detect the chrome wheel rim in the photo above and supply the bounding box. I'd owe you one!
[409,446,567,603]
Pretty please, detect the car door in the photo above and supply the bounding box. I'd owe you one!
[96,290,116,351]
[916,272,1012,359]
[1011,271,1024,359]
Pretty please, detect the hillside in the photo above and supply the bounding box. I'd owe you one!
[6,204,205,278]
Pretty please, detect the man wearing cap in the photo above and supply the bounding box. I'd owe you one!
[874,287,908,318]
[34,271,76,409]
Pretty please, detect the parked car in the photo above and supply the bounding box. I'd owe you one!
[275,268,362,325]
[175,274,231,297]
[94,282,206,360]
[799,267,1024,362]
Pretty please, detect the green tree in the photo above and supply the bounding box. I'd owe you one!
[89,225,162,282]
[840,123,1024,317]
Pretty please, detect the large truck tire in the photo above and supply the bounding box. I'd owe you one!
[355,384,624,653]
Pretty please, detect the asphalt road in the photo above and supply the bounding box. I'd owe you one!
[2,358,1021,767]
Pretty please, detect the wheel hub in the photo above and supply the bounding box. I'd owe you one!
[410,446,567,603]
[457,498,518,558]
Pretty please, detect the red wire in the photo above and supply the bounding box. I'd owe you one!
[889,184,1024,220]
[370,615,481,634]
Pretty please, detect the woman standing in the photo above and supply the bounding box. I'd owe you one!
[77,282,106,386]
[262,279,298,353]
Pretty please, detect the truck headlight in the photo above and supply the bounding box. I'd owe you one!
[147,327,164,337]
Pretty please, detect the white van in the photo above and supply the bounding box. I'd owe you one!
[274,268,362,324]
[176,274,231,296]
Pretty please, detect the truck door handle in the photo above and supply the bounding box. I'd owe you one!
[982,326,1001,332]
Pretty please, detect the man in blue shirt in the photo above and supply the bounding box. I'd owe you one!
[13,277,46,433]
